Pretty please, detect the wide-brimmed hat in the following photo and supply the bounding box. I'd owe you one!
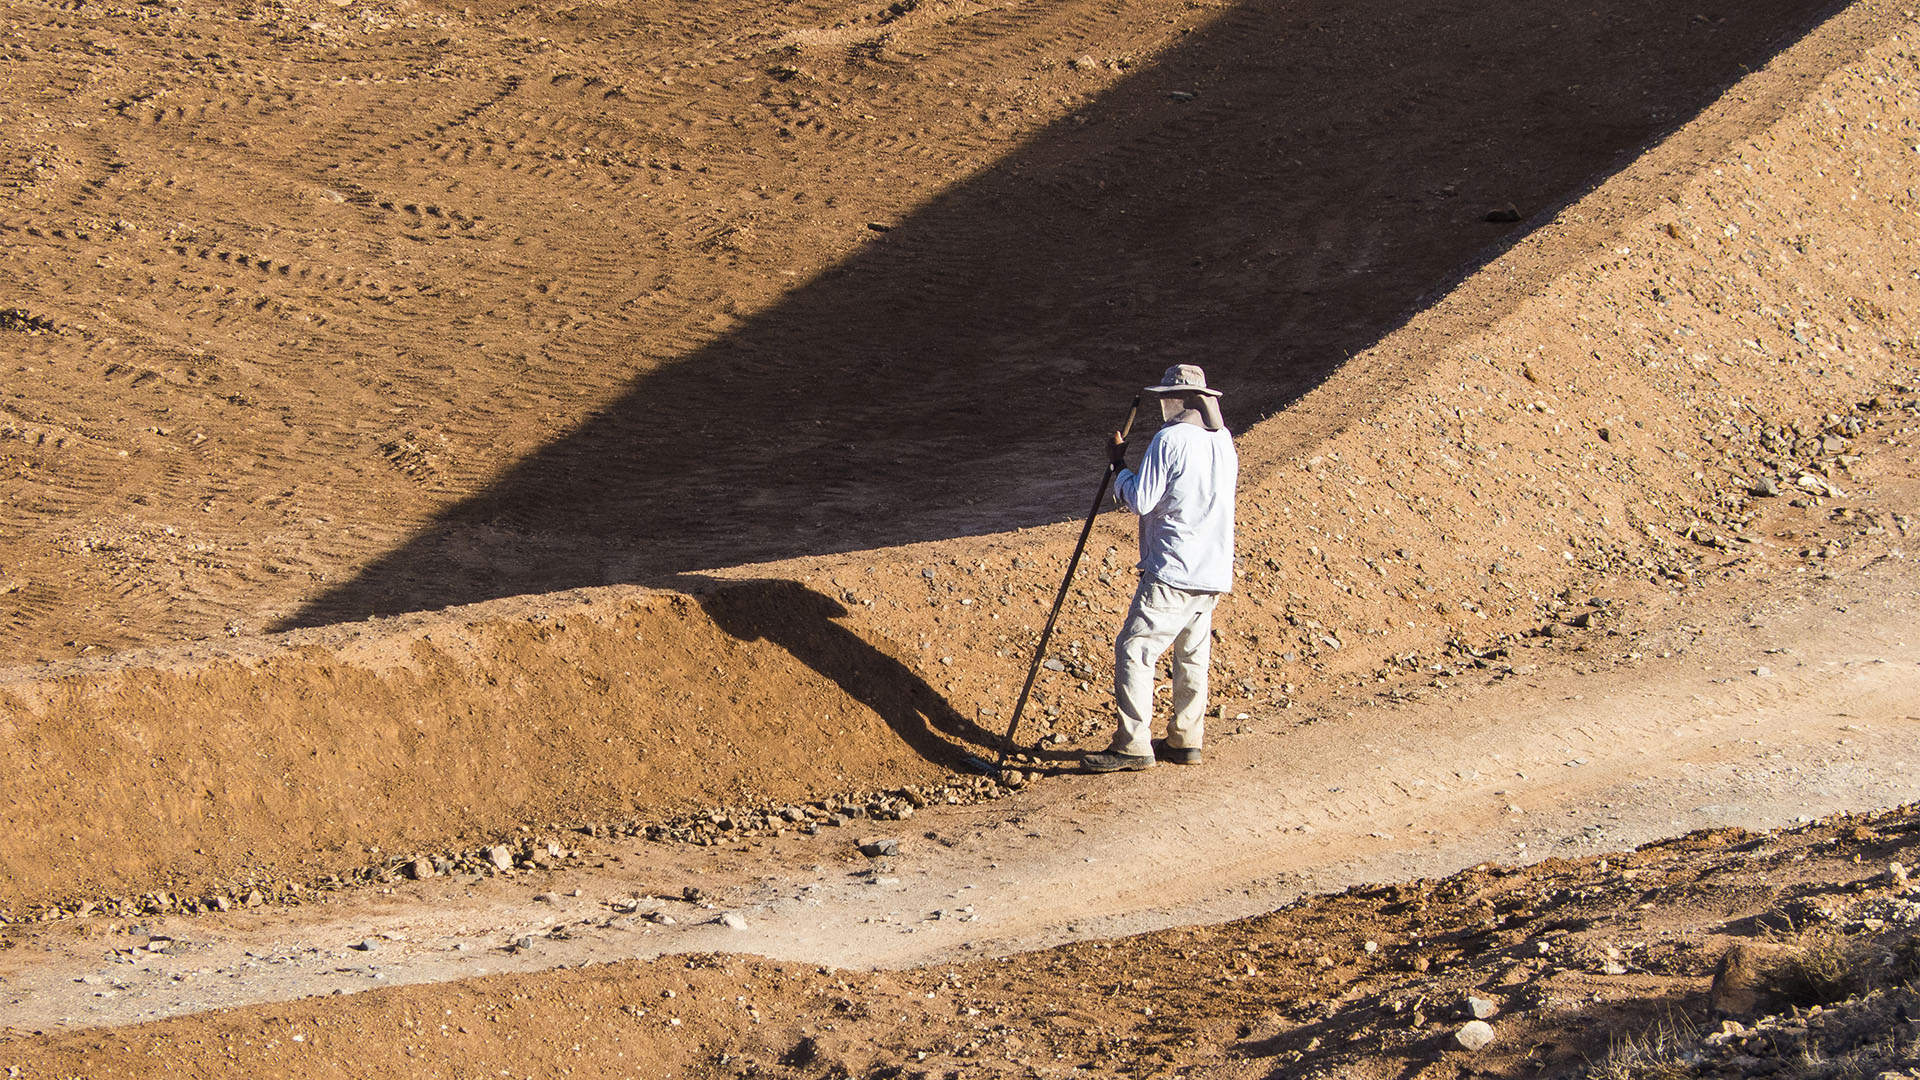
[1144,363,1222,397]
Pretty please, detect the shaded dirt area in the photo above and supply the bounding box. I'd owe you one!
[0,0,1847,659]
[7,808,1919,1079]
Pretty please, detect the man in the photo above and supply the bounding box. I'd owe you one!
[1084,364,1238,773]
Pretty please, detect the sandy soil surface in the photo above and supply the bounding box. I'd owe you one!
[4,0,1919,916]
[3,0,1920,1075]
[3,547,1920,1036]
[29,813,1916,1080]
[0,0,1855,661]
[2,551,1919,1074]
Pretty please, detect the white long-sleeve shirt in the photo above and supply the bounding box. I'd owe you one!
[1114,422,1237,593]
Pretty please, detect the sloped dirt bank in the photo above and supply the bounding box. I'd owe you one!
[0,582,970,913]
[2,542,1917,1037]
[2,0,1917,918]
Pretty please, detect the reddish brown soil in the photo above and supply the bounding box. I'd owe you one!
[5,0,1919,914]
[3,0,1920,1074]
[0,0,1849,658]
[7,808,1919,1080]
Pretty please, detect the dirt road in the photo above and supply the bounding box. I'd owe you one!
[5,553,1916,1037]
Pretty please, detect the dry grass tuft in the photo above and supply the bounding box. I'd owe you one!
[1588,1014,1699,1080]
[1770,928,1874,1007]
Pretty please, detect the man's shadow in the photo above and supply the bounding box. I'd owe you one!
[694,578,1044,770]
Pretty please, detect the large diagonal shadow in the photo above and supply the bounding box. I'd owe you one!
[283,0,1839,629]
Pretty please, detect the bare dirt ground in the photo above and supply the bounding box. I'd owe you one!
[0,0,1856,659]
[4,0,1920,1075]
[3,546,1920,1076]
[5,0,1920,915]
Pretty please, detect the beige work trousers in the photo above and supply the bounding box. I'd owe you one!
[1110,577,1218,758]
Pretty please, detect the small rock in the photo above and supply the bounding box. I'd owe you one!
[1797,473,1843,497]
[857,837,901,858]
[404,859,433,881]
[1484,205,1521,223]
[683,886,706,903]
[352,938,379,952]
[1749,476,1781,497]
[1711,941,1798,1016]
[1455,1020,1496,1052]
[486,845,513,871]
[534,892,558,904]
[1753,666,1772,677]
[1466,995,1498,1020]
[715,911,748,930]
[513,935,536,951]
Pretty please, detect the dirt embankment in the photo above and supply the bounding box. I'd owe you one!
[0,584,966,912]
[1,3,1917,917]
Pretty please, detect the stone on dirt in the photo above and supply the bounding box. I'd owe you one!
[486,845,513,871]
[1454,1020,1496,1051]
[858,837,901,858]
[1710,941,1799,1016]
[716,911,748,930]
[1466,995,1498,1019]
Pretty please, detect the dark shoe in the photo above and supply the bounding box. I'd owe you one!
[1152,739,1203,765]
[1082,750,1154,773]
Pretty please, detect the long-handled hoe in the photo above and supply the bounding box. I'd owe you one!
[977,396,1141,773]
